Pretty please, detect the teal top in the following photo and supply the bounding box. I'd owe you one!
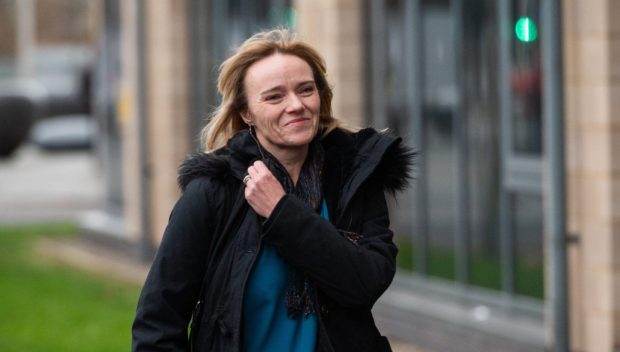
[242,200,329,352]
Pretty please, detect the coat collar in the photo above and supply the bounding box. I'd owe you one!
[177,128,415,195]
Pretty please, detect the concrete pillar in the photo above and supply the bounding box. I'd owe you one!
[293,0,364,128]
[144,0,191,244]
[564,0,620,350]
[119,0,191,246]
[0,1,17,58]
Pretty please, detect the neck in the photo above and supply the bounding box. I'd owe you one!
[267,146,308,185]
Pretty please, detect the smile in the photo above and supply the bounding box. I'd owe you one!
[284,118,310,126]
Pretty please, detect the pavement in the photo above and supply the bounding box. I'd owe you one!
[0,143,103,223]
[0,142,150,283]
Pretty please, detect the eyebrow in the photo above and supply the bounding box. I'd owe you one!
[259,80,316,96]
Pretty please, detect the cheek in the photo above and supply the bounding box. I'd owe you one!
[252,109,282,134]
[311,96,321,113]
[249,105,274,125]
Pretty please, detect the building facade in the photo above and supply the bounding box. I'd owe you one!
[88,0,620,350]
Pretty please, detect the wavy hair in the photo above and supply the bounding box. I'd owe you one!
[201,28,341,151]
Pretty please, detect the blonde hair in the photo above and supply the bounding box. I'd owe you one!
[201,28,341,151]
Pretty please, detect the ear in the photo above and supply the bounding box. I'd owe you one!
[240,111,253,126]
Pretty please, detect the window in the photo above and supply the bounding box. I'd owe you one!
[366,0,544,300]
[188,0,294,146]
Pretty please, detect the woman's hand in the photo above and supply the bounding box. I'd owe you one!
[244,160,286,218]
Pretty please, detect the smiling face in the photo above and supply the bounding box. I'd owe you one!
[241,53,320,159]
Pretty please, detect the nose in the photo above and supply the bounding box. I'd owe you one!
[285,93,304,113]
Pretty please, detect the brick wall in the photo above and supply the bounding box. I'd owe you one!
[145,0,191,244]
[294,0,364,128]
[118,0,191,245]
[564,0,620,350]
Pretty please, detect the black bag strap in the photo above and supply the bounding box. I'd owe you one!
[189,183,248,348]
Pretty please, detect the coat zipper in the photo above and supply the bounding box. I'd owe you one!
[234,224,262,350]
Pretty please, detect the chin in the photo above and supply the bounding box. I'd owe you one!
[285,137,314,148]
[293,129,318,145]
[281,125,314,141]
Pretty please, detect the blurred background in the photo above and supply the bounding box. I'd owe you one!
[0,0,617,351]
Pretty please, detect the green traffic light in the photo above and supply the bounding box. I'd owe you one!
[515,17,538,42]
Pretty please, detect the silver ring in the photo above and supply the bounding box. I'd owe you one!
[242,174,251,186]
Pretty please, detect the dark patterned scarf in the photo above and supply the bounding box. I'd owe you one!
[261,139,324,319]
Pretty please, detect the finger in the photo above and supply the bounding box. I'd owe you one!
[247,164,260,179]
[252,160,270,174]
[242,174,252,186]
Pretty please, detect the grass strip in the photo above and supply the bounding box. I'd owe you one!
[0,223,141,352]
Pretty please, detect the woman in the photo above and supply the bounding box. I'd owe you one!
[132,28,414,352]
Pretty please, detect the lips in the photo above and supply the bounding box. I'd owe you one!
[284,117,310,126]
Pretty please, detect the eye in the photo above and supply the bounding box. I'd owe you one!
[299,85,316,96]
[264,94,283,102]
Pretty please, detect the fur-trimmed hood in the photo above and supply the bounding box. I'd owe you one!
[177,128,415,195]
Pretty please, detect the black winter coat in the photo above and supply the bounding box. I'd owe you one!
[132,128,414,352]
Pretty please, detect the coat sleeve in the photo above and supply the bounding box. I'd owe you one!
[132,179,213,352]
[261,181,397,308]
